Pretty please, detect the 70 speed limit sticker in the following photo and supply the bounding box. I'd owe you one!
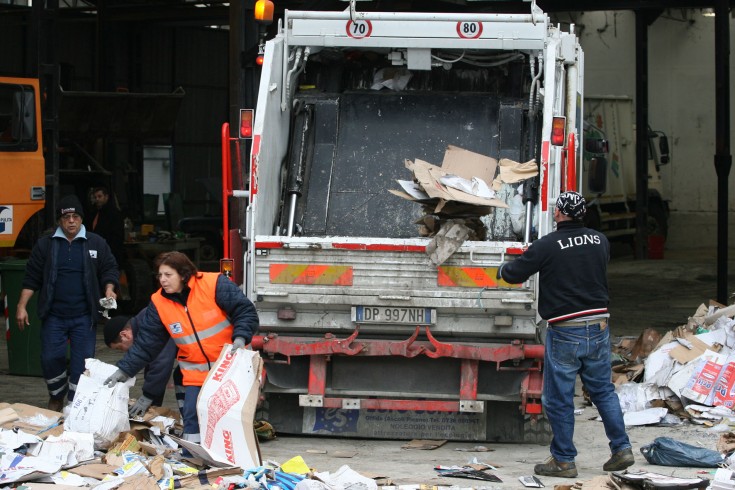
[346,19,373,39]
[456,21,483,39]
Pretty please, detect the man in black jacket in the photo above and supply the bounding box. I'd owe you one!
[498,191,633,478]
[16,194,119,412]
[86,186,125,267]
[105,312,184,418]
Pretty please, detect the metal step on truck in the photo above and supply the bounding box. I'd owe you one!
[222,1,584,442]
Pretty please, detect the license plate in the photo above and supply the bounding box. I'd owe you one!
[352,306,436,325]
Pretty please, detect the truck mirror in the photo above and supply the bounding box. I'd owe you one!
[658,135,670,165]
[586,156,607,194]
[584,138,607,154]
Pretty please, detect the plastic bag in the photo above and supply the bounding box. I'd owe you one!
[640,437,724,468]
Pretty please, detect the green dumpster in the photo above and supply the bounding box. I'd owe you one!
[0,259,43,376]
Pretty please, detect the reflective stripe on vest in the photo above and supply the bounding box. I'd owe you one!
[171,318,231,346]
[152,272,233,386]
[178,360,211,372]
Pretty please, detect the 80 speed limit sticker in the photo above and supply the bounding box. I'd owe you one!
[456,21,483,39]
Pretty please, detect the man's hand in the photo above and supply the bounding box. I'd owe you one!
[230,337,246,355]
[15,305,29,332]
[129,395,153,418]
[104,369,130,387]
[105,284,117,301]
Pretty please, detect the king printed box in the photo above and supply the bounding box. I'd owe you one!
[197,346,263,469]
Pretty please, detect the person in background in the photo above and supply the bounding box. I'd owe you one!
[16,194,119,412]
[497,191,634,478]
[86,185,125,267]
[104,313,185,417]
[104,251,259,446]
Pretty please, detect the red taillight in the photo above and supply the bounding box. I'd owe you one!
[551,116,566,146]
[239,109,254,139]
[256,55,264,66]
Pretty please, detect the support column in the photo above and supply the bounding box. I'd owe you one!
[634,10,649,260]
[714,0,731,304]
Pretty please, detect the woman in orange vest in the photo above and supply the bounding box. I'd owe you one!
[105,251,259,444]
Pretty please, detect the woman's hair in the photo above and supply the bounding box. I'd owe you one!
[154,251,202,284]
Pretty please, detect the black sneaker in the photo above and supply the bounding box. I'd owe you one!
[534,457,578,478]
[603,448,635,471]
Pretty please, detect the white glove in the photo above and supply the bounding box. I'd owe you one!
[104,368,130,388]
[230,337,246,355]
[129,395,153,418]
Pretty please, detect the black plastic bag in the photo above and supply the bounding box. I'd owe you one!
[640,437,724,468]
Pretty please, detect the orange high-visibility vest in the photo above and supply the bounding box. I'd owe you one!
[152,272,233,386]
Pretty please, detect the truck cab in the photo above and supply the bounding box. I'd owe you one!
[0,77,45,253]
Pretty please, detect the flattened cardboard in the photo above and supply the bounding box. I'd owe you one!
[2,403,63,439]
[67,462,118,479]
[441,145,498,184]
[408,159,508,209]
[670,334,720,364]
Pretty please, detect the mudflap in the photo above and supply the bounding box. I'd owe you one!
[259,394,551,443]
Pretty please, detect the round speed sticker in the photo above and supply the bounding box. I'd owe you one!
[456,21,483,39]
[346,20,373,39]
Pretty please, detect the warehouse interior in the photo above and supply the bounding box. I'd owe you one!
[1,0,735,298]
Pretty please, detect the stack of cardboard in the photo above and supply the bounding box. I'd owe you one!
[389,145,508,239]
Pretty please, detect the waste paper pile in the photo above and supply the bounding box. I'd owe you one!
[11,303,735,488]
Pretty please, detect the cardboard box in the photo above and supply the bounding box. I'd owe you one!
[680,354,727,405]
[196,346,262,469]
[713,362,735,408]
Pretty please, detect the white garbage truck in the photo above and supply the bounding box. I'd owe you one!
[582,95,671,241]
[222,3,584,442]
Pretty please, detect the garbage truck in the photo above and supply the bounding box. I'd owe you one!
[222,3,584,442]
[582,95,670,241]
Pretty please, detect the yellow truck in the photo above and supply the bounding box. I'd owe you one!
[0,77,45,253]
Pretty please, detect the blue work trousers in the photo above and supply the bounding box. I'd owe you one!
[543,321,631,463]
[41,315,96,402]
[182,385,202,437]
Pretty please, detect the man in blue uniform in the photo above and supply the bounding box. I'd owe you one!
[16,194,119,411]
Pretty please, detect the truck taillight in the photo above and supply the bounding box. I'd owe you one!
[551,116,566,146]
[256,55,264,66]
[220,258,234,279]
[239,109,254,139]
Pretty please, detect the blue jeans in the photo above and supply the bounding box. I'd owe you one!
[41,315,96,402]
[543,321,630,463]
[182,385,202,437]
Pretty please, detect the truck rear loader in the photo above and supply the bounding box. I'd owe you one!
[222,3,584,442]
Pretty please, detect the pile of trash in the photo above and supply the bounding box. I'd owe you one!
[611,300,735,429]
[0,347,270,489]
[389,145,538,265]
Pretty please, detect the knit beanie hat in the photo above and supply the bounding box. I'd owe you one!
[555,191,586,219]
[57,194,85,220]
[104,315,131,347]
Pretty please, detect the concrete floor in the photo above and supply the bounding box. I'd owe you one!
[0,245,731,487]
